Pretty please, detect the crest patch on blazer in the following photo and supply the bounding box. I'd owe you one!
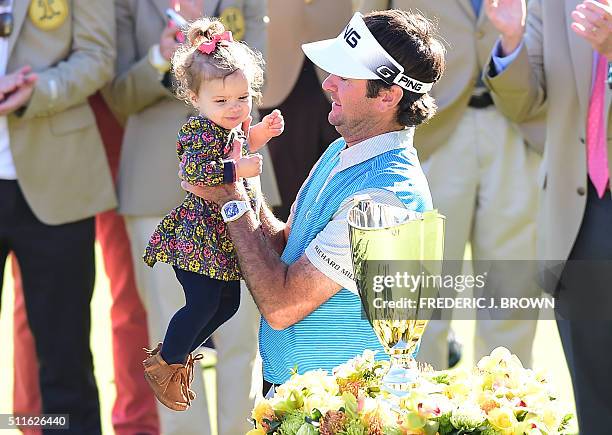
[219,7,245,41]
[29,0,69,31]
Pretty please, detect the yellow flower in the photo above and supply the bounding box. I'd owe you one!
[487,408,518,435]
[188,260,199,272]
[245,429,266,435]
[251,400,274,427]
[163,219,175,230]
[156,252,168,263]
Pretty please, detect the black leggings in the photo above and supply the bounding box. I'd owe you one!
[160,267,241,364]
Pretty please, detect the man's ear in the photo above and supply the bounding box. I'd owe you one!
[378,84,404,113]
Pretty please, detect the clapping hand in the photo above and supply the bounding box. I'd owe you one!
[0,65,38,116]
[485,0,527,56]
[571,1,612,60]
[160,22,180,61]
[175,0,205,22]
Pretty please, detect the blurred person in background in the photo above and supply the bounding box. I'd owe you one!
[103,1,271,434]
[259,0,353,220]
[11,93,161,435]
[0,0,116,433]
[358,0,545,370]
[485,0,612,431]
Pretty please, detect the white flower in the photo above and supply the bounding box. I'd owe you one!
[450,404,486,431]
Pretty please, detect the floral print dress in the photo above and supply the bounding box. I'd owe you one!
[143,115,258,281]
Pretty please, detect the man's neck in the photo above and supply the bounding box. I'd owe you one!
[344,124,404,148]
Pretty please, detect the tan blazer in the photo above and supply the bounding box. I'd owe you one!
[105,0,268,216]
[260,0,354,108]
[484,0,612,262]
[358,0,546,160]
[7,0,116,225]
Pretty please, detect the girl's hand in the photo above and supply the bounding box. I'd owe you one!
[260,109,284,139]
[228,139,243,161]
[236,154,263,178]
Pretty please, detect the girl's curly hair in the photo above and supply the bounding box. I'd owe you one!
[172,17,265,105]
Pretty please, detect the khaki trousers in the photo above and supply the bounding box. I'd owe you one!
[416,107,541,369]
[125,216,261,435]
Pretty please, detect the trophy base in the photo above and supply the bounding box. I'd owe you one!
[381,354,418,397]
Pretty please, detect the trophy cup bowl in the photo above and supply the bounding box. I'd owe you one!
[348,198,445,396]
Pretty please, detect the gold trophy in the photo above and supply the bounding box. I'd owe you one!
[348,198,445,395]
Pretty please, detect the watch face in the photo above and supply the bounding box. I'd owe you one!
[224,203,240,218]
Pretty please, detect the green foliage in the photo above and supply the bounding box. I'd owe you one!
[338,417,367,435]
[431,373,451,385]
[278,411,308,435]
[295,423,318,435]
[435,412,454,434]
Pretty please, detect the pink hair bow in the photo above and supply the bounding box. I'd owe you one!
[198,31,233,55]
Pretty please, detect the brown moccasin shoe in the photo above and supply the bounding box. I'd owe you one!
[184,353,204,401]
[143,346,190,411]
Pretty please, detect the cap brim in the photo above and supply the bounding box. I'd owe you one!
[302,37,379,80]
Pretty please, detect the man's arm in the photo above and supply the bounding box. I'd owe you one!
[258,201,289,255]
[102,0,175,119]
[483,0,546,124]
[228,209,342,330]
[18,0,115,119]
[182,181,342,330]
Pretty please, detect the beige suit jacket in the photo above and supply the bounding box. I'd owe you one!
[484,0,612,262]
[260,0,354,108]
[358,0,546,160]
[7,0,116,225]
[105,0,268,216]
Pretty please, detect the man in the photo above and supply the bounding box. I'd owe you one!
[11,93,159,435]
[103,1,269,434]
[358,0,544,370]
[183,9,446,388]
[0,0,116,433]
[484,0,612,431]
[259,0,353,220]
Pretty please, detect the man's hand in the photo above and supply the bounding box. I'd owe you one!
[160,23,180,61]
[0,73,37,116]
[175,0,205,21]
[181,179,248,205]
[0,66,35,100]
[571,1,612,60]
[485,0,527,56]
[236,154,263,178]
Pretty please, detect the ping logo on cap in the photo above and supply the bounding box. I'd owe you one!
[375,65,422,92]
[301,12,435,94]
[343,26,361,48]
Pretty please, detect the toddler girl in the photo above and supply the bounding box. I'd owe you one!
[141,17,283,411]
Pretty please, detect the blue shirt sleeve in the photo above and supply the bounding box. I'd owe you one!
[490,39,524,77]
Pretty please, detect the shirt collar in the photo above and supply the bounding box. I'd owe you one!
[336,127,415,172]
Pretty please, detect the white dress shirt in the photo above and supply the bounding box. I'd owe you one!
[0,3,15,180]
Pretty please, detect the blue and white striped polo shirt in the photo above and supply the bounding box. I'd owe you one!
[259,128,433,384]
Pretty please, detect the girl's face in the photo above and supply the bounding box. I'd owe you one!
[190,69,252,130]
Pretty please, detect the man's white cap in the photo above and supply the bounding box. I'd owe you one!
[302,12,434,94]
